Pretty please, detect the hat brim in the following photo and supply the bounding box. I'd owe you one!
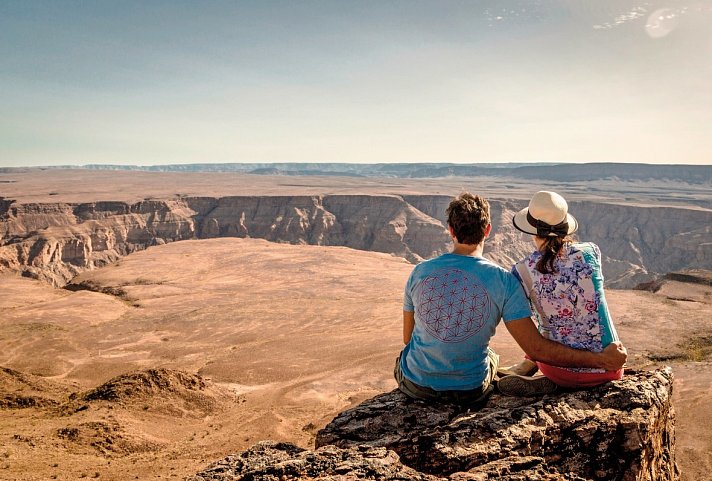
[512,207,578,236]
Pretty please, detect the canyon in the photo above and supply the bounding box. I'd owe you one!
[1,167,711,481]
[2,237,709,481]
[2,191,711,289]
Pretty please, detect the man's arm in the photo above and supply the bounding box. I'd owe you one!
[505,317,627,371]
[403,310,415,344]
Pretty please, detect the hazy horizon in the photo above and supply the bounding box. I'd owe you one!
[2,0,711,167]
[3,160,712,170]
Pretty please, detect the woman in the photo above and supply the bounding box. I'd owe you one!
[497,191,624,396]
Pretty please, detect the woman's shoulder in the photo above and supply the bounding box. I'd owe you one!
[570,242,602,259]
[570,241,599,251]
[514,250,540,269]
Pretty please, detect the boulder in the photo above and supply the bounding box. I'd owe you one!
[316,368,677,481]
[190,368,677,481]
[187,442,442,481]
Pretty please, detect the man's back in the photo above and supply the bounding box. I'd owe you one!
[400,252,530,391]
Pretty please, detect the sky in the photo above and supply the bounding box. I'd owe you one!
[1,0,711,167]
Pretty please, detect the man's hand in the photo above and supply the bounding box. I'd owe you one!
[600,341,627,371]
[505,317,628,370]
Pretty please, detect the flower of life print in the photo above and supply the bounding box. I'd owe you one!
[415,268,492,343]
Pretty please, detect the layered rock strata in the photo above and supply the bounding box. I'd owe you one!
[0,195,448,286]
[190,368,676,481]
[1,194,710,288]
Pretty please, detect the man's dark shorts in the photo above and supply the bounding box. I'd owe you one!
[394,349,499,408]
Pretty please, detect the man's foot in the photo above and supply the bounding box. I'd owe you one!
[497,359,538,378]
[497,374,558,397]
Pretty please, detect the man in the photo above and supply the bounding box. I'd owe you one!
[394,192,627,405]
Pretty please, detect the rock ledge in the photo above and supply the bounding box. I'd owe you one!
[190,368,677,481]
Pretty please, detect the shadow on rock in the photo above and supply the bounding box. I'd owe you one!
[190,368,677,480]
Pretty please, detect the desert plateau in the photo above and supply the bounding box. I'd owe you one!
[1,167,712,481]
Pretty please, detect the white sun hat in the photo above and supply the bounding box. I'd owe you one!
[512,191,578,237]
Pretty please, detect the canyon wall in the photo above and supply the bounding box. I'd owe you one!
[1,195,710,288]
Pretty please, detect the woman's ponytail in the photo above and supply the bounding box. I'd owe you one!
[535,236,572,274]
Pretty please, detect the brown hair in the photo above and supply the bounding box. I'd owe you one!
[536,235,573,274]
[446,193,490,245]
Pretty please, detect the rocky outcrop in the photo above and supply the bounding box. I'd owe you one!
[317,368,677,480]
[633,269,712,305]
[72,368,208,404]
[61,368,229,418]
[0,366,63,409]
[187,442,442,481]
[190,368,677,481]
[1,194,711,287]
[637,269,712,291]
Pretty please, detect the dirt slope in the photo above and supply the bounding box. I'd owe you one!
[0,238,710,480]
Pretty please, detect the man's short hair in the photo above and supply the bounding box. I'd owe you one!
[446,193,490,245]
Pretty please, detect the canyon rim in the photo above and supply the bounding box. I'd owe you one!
[1,166,711,481]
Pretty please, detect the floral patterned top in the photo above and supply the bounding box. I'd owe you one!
[512,242,619,373]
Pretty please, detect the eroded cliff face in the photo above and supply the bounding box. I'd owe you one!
[1,195,710,287]
[0,195,450,286]
[571,202,712,287]
[0,199,201,286]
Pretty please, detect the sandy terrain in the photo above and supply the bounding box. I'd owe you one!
[1,237,711,480]
[2,169,711,208]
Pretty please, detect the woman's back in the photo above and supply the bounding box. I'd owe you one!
[501,191,624,394]
[513,242,619,373]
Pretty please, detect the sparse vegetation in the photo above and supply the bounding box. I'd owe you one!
[57,427,79,440]
[133,277,165,286]
[683,336,712,362]
[647,335,712,362]
[64,281,133,303]
[22,322,65,332]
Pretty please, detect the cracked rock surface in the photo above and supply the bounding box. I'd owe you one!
[191,368,677,481]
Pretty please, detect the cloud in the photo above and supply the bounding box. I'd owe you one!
[593,4,649,30]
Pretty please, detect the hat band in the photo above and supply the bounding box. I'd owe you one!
[526,212,569,237]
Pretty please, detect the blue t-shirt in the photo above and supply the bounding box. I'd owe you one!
[400,253,532,391]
